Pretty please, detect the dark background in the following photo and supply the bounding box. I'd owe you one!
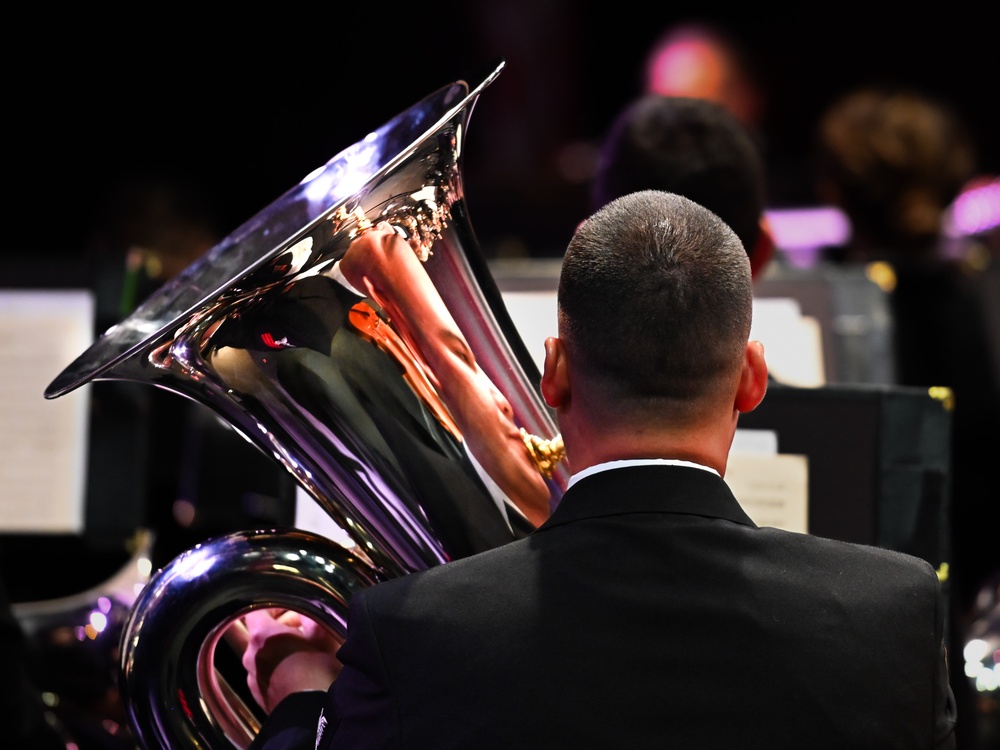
[4,3,999,267]
[3,9,998,747]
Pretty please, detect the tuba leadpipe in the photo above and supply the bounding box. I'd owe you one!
[45,59,567,749]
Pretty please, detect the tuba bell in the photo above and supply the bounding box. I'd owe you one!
[45,59,567,749]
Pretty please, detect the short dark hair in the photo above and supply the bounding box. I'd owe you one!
[591,94,766,256]
[559,190,752,414]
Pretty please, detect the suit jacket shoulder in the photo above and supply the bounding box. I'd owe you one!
[327,464,956,749]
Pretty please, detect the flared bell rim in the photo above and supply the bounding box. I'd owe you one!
[45,59,506,400]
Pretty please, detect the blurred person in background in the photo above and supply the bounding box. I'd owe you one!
[590,92,775,279]
[642,21,765,135]
[639,19,816,208]
[813,83,996,750]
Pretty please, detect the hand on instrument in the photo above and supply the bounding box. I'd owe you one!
[238,608,344,714]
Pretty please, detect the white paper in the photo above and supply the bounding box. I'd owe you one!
[732,428,778,455]
[0,290,94,533]
[725,452,809,534]
[750,298,825,388]
[500,290,558,373]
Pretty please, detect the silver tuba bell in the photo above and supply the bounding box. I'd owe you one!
[45,59,568,749]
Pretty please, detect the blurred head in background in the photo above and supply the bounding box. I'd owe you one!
[813,85,977,262]
[642,22,765,132]
[591,93,774,278]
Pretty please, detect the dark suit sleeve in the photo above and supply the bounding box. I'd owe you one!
[934,635,957,750]
[322,589,398,749]
[933,565,957,750]
[248,691,327,750]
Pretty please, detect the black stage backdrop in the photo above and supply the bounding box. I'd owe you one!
[4,3,999,267]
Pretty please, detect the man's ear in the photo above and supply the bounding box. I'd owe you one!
[540,337,570,409]
[734,340,768,413]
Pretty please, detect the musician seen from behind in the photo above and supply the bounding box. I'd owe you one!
[242,190,957,749]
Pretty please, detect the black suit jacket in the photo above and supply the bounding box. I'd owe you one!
[257,464,957,749]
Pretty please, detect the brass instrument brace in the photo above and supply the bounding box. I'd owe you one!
[333,204,444,262]
[521,429,565,480]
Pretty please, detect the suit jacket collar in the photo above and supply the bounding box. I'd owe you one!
[540,464,756,531]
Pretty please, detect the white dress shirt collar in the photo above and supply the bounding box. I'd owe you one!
[566,458,719,490]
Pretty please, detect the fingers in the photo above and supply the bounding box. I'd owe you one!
[300,616,345,652]
[223,617,250,652]
[275,610,305,628]
[241,608,341,663]
[234,608,345,715]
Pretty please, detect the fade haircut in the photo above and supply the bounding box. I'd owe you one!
[558,190,752,411]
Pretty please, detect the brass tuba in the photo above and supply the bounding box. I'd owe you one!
[45,59,567,749]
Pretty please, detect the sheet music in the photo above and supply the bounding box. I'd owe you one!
[726,440,809,534]
[0,290,94,533]
[749,297,825,388]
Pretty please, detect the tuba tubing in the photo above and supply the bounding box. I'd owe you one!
[45,59,568,749]
[120,528,381,749]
